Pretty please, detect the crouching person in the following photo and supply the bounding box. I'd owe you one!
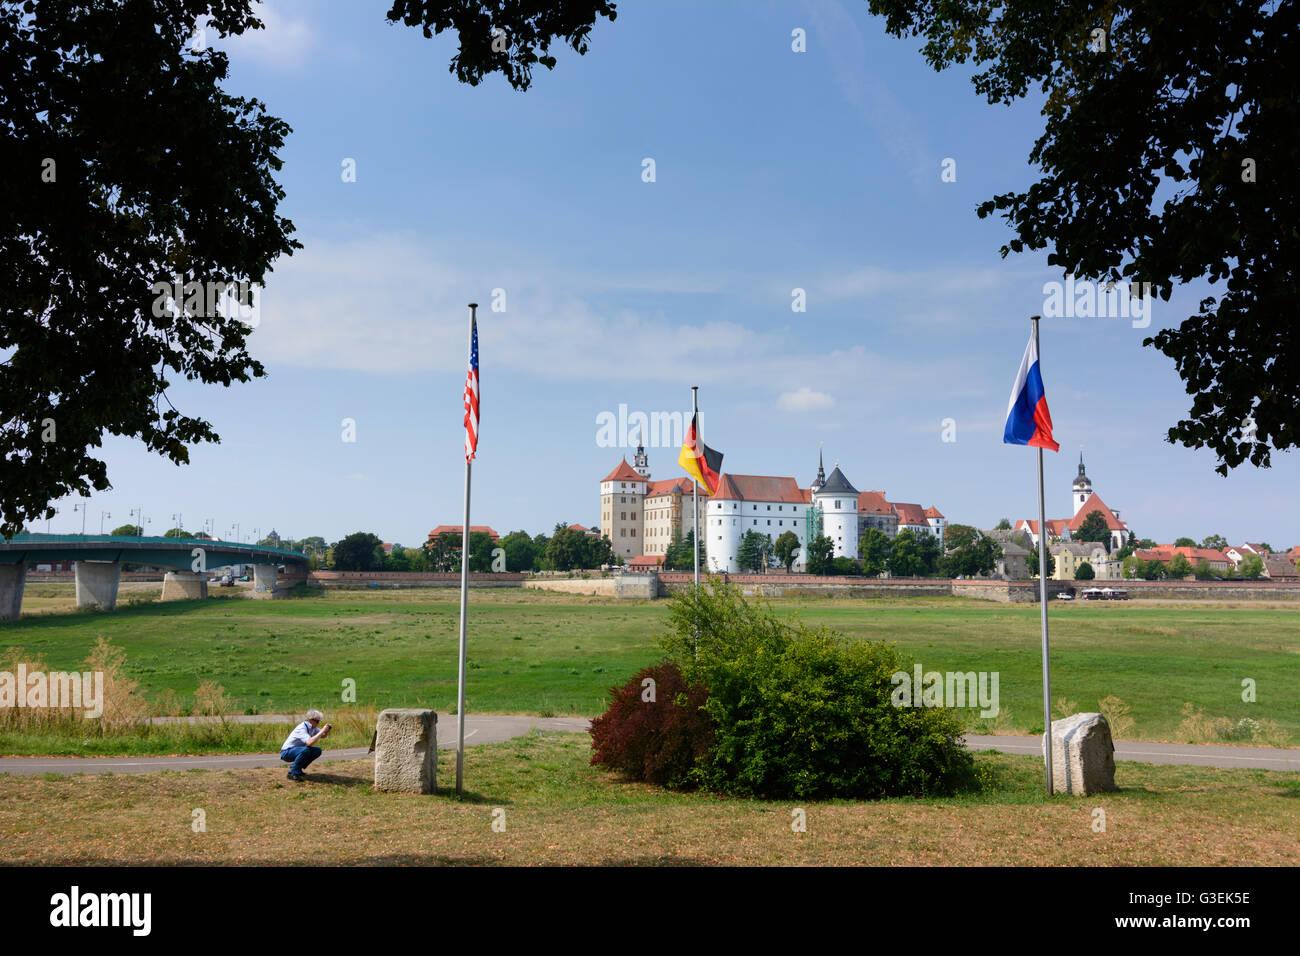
[281,709,332,781]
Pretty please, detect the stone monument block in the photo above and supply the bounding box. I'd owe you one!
[373,708,437,794]
[1043,712,1117,795]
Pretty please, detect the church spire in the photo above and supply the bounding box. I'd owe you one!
[633,426,650,479]
[811,442,826,493]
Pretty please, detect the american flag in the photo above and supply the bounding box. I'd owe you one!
[463,315,479,461]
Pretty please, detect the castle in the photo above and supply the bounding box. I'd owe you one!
[599,440,945,572]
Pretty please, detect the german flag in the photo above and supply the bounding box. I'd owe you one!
[678,412,723,495]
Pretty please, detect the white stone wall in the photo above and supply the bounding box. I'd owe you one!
[705,497,809,572]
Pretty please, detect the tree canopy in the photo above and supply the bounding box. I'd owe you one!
[385,0,617,91]
[3,1,619,536]
[773,530,800,572]
[869,0,1298,473]
[1072,511,1112,549]
[332,532,385,571]
[1,0,299,536]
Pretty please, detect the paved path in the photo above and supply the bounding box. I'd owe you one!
[964,734,1300,772]
[0,715,589,776]
[1,718,1296,776]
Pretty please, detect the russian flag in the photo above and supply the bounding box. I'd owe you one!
[1004,331,1060,451]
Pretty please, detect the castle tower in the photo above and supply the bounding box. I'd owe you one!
[1072,450,1093,517]
[632,428,650,480]
[811,459,859,560]
[600,458,648,562]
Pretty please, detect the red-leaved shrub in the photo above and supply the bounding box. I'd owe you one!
[589,661,713,789]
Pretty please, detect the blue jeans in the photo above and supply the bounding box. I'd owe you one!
[281,745,322,775]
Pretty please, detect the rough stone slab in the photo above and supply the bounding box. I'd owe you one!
[1043,712,1117,795]
[373,708,437,794]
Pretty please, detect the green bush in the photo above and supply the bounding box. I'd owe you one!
[661,582,979,799]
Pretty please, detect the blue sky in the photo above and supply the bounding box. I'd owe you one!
[47,0,1299,549]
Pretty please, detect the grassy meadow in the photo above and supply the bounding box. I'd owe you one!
[2,584,1297,752]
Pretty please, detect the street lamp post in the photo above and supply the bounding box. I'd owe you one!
[100,511,110,535]
[171,513,183,533]
[73,501,87,535]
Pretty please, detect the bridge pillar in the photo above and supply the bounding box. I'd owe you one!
[75,560,122,610]
[0,564,26,621]
[161,571,208,602]
[252,563,278,598]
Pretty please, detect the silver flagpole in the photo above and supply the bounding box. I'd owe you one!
[455,302,477,796]
[692,385,700,659]
[1033,314,1054,796]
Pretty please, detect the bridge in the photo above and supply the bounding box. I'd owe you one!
[0,534,311,620]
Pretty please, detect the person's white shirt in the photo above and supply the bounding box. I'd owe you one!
[281,720,318,752]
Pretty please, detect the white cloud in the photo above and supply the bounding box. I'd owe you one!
[777,387,836,412]
[221,1,316,69]
[250,232,947,407]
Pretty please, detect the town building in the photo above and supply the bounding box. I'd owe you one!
[1134,546,1232,575]
[1051,541,1114,581]
[1262,554,1298,581]
[1016,454,1130,551]
[987,529,1032,580]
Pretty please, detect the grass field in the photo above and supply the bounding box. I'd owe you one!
[1,730,1296,865]
[2,585,1298,752]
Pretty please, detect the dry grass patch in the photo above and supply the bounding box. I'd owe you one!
[1,732,1296,866]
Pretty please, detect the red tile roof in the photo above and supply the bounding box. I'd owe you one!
[601,459,646,483]
[858,491,892,515]
[428,525,499,541]
[1144,546,1229,564]
[713,473,807,503]
[1066,493,1128,531]
[1140,547,1223,564]
[892,502,929,527]
[645,477,696,498]
[924,506,944,519]
[627,554,664,567]
[1016,518,1069,536]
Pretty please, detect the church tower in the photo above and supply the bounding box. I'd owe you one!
[1072,450,1093,517]
[810,444,826,494]
[633,428,650,480]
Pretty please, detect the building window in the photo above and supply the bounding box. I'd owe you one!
[631,528,636,537]
[835,500,841,509]
[767,505,771,511]
[620,529,626,537]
